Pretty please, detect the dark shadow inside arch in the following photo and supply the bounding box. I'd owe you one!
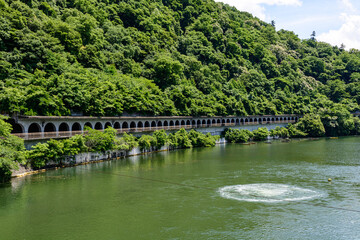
[95,122,103,130]
[114,122,120,129]
[105,122,112,129]
[6,119,24,134]
[84,122,93,129]
[122,122,129,129]
[72,122,82,131]
[59,122,69,132]
[44,123,56,132]
[28,123,41,133]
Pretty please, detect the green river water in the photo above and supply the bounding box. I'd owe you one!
[1,137,360,239]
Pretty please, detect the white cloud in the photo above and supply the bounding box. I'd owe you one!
[216,0,302,20]
[318,14,360,50]
[341,0,357,12]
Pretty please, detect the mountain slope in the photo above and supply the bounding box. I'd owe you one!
[0,0,359,117]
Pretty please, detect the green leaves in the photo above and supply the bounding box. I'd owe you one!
[0,0,358,122]
[0,116,25,182]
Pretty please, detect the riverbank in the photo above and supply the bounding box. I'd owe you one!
[12,136,227,179]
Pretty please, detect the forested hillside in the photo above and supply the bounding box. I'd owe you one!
[0,0,359,118]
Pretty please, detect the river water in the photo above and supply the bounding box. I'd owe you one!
[1,137,360,239]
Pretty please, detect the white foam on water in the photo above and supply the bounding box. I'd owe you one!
[219,183,323,203]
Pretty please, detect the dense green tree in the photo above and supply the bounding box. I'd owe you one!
[0,116,26,182]
[0,0,358,123]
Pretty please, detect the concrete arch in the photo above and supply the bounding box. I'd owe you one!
[158,121,163,127]
[28,123,42,133]
[11,123,24,133]
[137,121,143,128]
[192,120,196,126]
[59,122,69,132]
[226,119,230,124]
[197,120,201,126]
[254,118,258,124]
[245,119,248,124]
[151,121,156,128]
[186,120,191,126]
[122,122,129,129]
[44,123,56,132]
[105,122,112,129]
[231,119,235,124]
[249,118,253,123]
[164,121,169,127]
[114,122,121,129]
[181,120,186,126]
[84,122,93,129]
[240,119,244,125]
[72,122,82,131]
[212,119,216,124]
[130,122,136,129]
[145,121,150,128]
[267,118,271,123]
[202,120,206,125]
[271,117,275,122]
[207,119,211,125]
[175,120,180,126]
[217,119,221,124]
[235,119,239,125]
[170,120,174,126]
[95,122,103,130]
[222,119,225,124]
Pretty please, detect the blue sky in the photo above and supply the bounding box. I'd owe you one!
[215,0,360,50]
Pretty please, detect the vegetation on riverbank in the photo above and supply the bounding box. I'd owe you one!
[0,116,26,182]
[26,127,218,170]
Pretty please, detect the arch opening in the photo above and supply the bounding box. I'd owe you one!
[29,123,42,133]
[114,122,120,129]
[59,122,69,132]
[95,122,103,130]
[151,121,156,128]
[72,122,82,131]
[122,122,129,129]
[84,122,93,129]
[44,123,56,132]
[105,122,112,129]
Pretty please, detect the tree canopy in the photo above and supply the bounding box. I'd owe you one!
[0,0,359,118]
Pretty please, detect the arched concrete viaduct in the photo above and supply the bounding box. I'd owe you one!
[8,115,300,140]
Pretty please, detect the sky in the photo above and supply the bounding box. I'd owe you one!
[214,0,360,50]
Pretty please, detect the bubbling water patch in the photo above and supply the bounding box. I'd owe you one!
[219,183,323,203]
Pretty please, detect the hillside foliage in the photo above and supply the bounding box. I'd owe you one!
[0,0,359,118]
